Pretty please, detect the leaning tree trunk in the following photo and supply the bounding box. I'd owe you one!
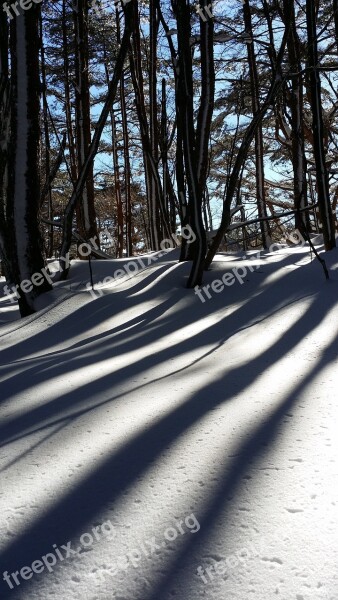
[102,38,124,258]
[306,0,336,250]
[6,7,52,316]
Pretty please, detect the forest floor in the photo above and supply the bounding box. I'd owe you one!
[0,242,337,600]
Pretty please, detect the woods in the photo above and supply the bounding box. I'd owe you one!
[0,0,338,316]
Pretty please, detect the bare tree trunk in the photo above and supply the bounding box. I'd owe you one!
[72,0,98,246]
[306,0,335,250]
[116,8,133,256]
[7,7,52,316]
[0,9,10,279]
[149,0,161,241]
[174,0,215,287]
[161,78,177,234]
[129,0,170,249]
[62,0,78,186]
[112,110,124,257]
[282,0,309,233]
[120,71,133,256]
[243,0,271,248]
[334,0,338,51]
[40,14,54,257]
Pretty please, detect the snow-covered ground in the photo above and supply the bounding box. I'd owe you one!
[0,243,337,600]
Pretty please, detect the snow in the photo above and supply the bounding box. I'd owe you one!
[0,244,337,600]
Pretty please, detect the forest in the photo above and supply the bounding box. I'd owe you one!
[1,0,338,316]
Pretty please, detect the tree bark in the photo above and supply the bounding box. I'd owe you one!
[243,0,271,248]
[72,0,98,245]
[306,0,336,250]
[7,7,52,316]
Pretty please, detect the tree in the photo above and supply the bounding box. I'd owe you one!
[243,0,271,248]
[306,0,336,250]
[73,0,99,246]
[6,7,52,316]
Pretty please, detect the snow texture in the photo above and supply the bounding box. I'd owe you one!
[0,243,337,600]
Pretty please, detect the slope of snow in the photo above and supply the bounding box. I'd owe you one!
[0,245,337,600]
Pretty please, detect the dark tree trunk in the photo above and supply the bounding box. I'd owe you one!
[129,0,169,249]
[72,0,98,246]
[40,14,54,257]
[0,9,10,278]
[282,0,309,233]
[174,0,214,287]
[243,0,271,248]
[7,7,52,316]
[116,8,133,256]
[306,0,335,250]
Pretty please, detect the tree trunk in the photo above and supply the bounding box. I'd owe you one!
[7,7,52,316]
[129,3,170,250]
[0,9,10,279]
[72,0,98,245]
[243,0,271,248]
[282,0,309,233]
[40,14,54,257]
[174,0,212,287]
[306,0,336,250]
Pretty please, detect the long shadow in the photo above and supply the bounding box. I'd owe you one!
[0,291,314,454]
[0,287,336,598]
[0,265,320,449]
[0,259,172,359]
[0,255,332,467]
[0,245,312,361]
[0,249,318,414]
[140,329,338,600]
